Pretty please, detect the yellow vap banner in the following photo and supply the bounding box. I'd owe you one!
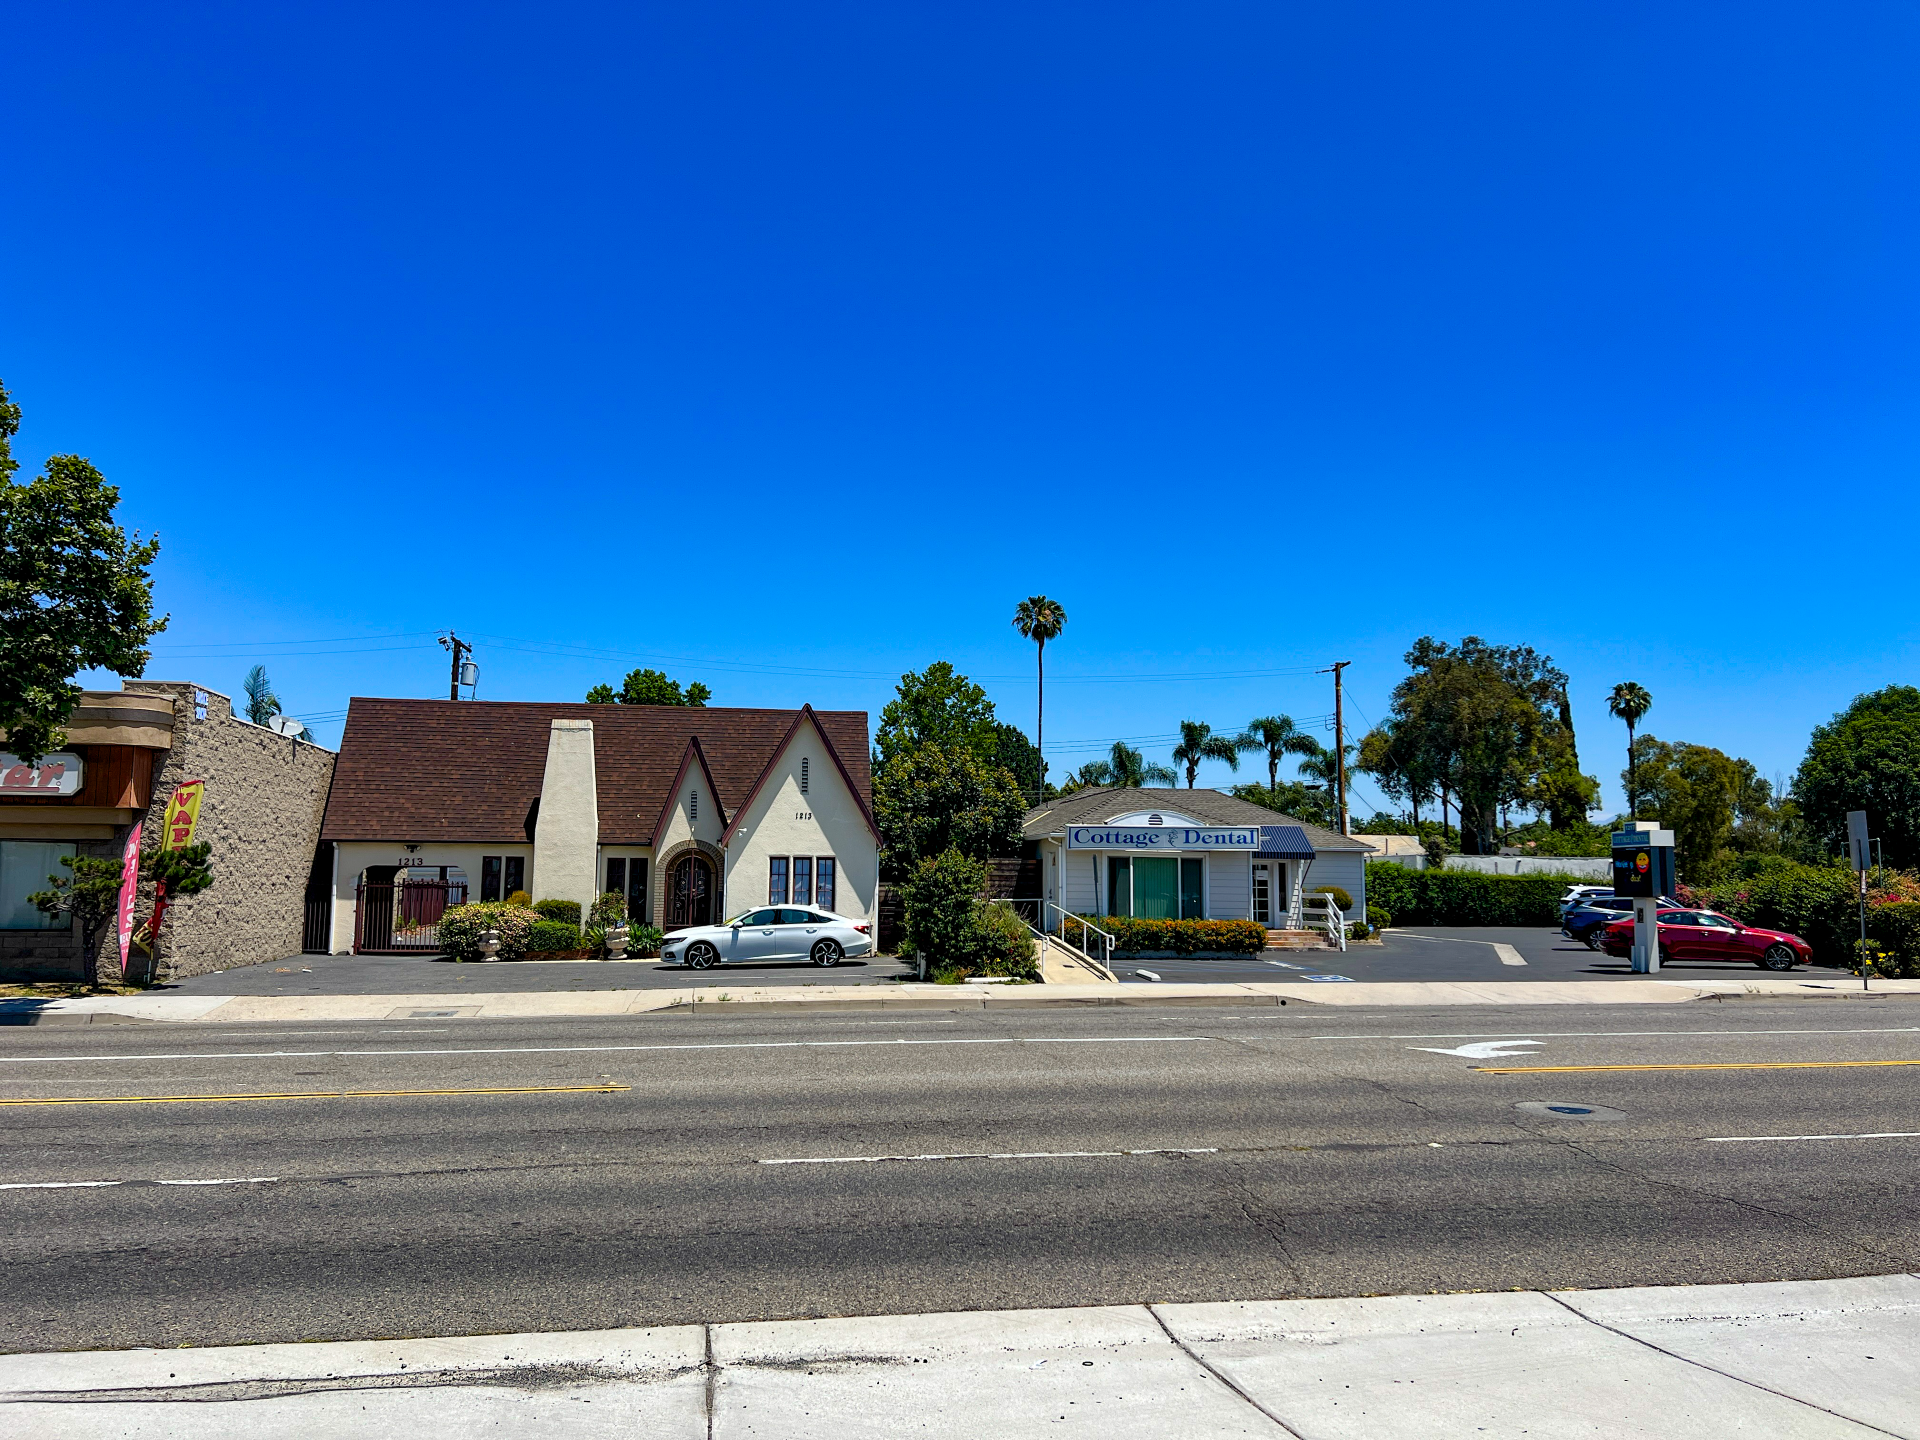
[160,780,206,851]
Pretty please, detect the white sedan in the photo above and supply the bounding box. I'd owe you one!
[661,906,876,969]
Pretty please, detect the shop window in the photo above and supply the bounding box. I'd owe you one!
[816,857,835,911]
[606,858,627,900]
[769,857,789,905]
[627,859,649,922]
[1133,857,1179,920]
[1252,864,1271,926]
[0,841,75,929]
[481,855,503,903]
[792,857,812,906]
[504,856,524,897]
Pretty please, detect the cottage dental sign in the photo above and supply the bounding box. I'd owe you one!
[1066,825,1257,851]
[0,752,85,796]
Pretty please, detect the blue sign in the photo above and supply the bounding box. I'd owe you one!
[1065,826,1259,851]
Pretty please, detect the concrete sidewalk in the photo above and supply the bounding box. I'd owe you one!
[4,974,1917,1024]
[4,1274,1914,1437]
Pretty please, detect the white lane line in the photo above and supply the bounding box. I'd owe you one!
[0,1177,279,1190]
[1312,1028,1920,1040]
[1394,933,1531,965]
[1493,944,1528,967]
[1705,1132,1920,1144]
[0,1036,1206,1065]
[761,1148,1219,1166]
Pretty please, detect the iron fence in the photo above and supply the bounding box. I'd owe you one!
[354,880,467,954]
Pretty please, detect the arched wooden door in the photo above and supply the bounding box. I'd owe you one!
[668,854,715,928]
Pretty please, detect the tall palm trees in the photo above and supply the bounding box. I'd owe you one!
[1607,682,1653,819]
[1109,741,1176,788]
[1011,596,1066,798]
[1242,715,1319,795]
[1171,720,1246,788]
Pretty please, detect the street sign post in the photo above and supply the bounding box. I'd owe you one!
[1849,810,1870,991]
[1612,822,1676,974]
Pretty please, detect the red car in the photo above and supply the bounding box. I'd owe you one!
[1600,908,1813,971]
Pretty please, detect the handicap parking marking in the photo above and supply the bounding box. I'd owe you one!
[1304,974,1355,983]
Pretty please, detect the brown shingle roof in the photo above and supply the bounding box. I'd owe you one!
[319,698,871,845]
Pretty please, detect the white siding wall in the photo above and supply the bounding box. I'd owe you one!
[1304,850,1368,921]
[1208,854,1251,920]
[1060,845,1099,916]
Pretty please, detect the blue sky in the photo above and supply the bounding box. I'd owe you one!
[5,3,1916,814]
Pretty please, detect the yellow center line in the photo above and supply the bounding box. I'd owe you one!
[0,1085,630,1106]
[1474,1060,1920,1074]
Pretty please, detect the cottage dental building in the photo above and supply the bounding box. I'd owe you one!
[1021,788,1373,927]
[318,699,878,953]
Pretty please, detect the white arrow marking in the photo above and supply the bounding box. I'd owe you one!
[1412,1040,1546,1059]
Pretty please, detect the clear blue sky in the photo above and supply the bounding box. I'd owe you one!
[6,3,1916,814]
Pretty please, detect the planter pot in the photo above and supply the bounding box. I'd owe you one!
[605,926,630,959]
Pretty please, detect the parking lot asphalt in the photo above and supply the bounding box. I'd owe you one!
[1114,925,1856,985]
[160,950,918,996]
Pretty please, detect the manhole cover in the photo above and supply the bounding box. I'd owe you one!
[1515,1101,1627,1122]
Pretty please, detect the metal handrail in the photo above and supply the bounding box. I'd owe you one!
[996,898,1119,981]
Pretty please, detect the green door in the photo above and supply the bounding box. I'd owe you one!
[1180,858,1204,919]
[1133,857,1179,919]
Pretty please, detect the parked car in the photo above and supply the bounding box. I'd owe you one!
[1562,894,1680,949]
[1559,885,1613,917]
[660,906,875,969]
[1598,908,1812,971]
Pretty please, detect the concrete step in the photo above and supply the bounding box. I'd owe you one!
[1265,929,1330,950]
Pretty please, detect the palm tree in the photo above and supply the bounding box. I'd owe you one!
[1296,738,1354,813]
[1170,721,1244,788]
[1607,682,1653,819]
[242,665,281,727]
[1061,760,1113,794]
[1011,596,1067,797]
[1109,741,1177,788]
[1242,715,1320,795]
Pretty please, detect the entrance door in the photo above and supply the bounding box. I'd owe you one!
[1252,864,1271,925]
[668,855,715,929]
[1132,857,1179,919]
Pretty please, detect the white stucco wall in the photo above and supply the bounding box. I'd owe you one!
[531,720,598,915]
[721,718,878,920]
[653,754,728,919]
[595,845,654,923]
[329,840,531,953]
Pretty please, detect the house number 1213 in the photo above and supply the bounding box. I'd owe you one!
[796,811,811,820]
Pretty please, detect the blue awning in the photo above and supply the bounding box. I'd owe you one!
[1257,824,1315,859]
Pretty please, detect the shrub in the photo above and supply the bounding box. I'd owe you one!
[1091,917,1268,955]
[902,848,988,970]
[506,890,531,907]
[526,919,583,953]
[976,902,1039,980]
[437,902,539,961]
[583,924,608,956]
[589,891,627,928]
[627,924,665,957]
[1311,885,1354,912]
[1363,864,1576,926]
[532,898,582,925]
[1870,900,1920,973]
[1369,907,1393,930]
[1348,920,1372,942]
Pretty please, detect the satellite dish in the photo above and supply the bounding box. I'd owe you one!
[269,715,306,737]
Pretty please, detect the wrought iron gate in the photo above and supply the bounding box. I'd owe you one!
[354,879,467,954]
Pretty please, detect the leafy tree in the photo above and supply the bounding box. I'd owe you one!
[874,662,999,772]
[585,668,711,707]
[1793,685,1920,868]
[242,665,282,726]
[1060,759,1112,793]
[0,380,168,764]
[1170,720,1246,788]
[1011,596,1066,792]
[29,853,127,988]
[991,722,1043,802]
[872,743,1026,878]
[1230,780,1335,829]
[898,849,1037,980]
[1607,682,1653,818]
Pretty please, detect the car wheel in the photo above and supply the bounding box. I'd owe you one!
[686,942,719,970]
[811,939,843,967]
[1583,930,1603,951]
[1758,944,1798,972]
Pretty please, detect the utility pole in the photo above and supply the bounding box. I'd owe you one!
[439,633,471,701]
[1321,660,1352,836]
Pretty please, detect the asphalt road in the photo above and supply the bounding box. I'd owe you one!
[2,997,1916,1353]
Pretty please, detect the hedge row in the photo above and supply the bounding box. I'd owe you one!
[1363,864,1575,927]
[1688,866,1920,971]
[1085,917,1269,955]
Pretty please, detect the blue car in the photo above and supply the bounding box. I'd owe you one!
[1563,895,1675,949]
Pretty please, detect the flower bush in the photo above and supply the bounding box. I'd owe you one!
[437,901,539,961]
[1088,917,1268,955]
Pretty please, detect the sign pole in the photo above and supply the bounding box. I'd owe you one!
[1848,810,1870,992]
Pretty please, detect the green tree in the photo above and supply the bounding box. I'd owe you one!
[1170,720,1246,788]
[1627,737,1740,873]
[872,743,1027,878]
[0,381,168,764]
[1242,715,1320,795]
[1792,685,1920,868]
[1296,739,1354,816]
[585,668,711,707]
[991,722,1043,802]
[29,853,128,989]
[1011,596,1066,793]
[874,661,999,772]
[1108,740,1176,788]
[1607,682,1653,819]
[1230,779,1335,828]
[242,665,281,726]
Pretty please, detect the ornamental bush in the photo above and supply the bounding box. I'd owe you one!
[526,919,583,953]
[437,901,539,961]
[1091,917,1268,955]
[627,924,665,957]
[900,849,1038,979]
[1869,900,1920,975]
[1362,864,1573,926]
[532,898,582,925]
